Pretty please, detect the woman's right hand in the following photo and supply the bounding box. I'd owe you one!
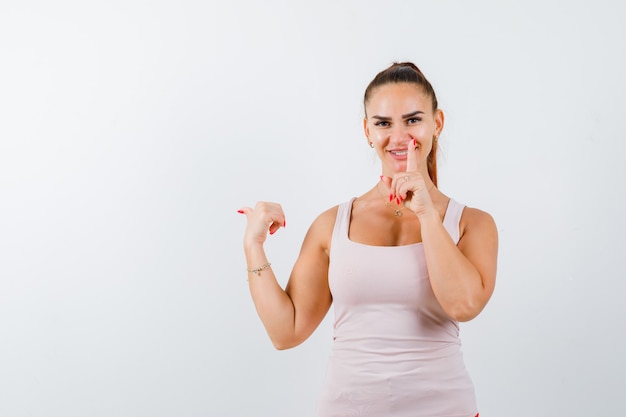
[238,202,286,247]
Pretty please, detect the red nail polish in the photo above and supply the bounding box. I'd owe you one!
[396,197,401,205]
[237,209,244,214]
[389,193,393,202]
[283,220,286,227]
[379,175,384,181]
[412,139,417,147]
[269,229,276,235]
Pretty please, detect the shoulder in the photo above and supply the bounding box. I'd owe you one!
[316,204,340,224]
[459,205,498,241]
[301,204,339,254]
[310,203,339,233]
[309,197,355,231]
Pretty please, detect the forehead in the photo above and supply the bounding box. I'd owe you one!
[366,83,431,115]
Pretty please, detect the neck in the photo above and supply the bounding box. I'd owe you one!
[377,177,436,194]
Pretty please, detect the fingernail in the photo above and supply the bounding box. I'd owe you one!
[412,139,417,147]
[237,209,244,214]
[396,197,401,205]
[283,220,286,227]
[269,229,276,235]
[379,175,384,181]
[389,193,393,202]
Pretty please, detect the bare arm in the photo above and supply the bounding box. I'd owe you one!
[387,138,498,322]
[240,203,334,349]
[419,207,498,321]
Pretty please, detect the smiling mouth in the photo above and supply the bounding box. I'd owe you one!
[389,150,408,156]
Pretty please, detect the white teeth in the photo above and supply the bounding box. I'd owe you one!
[390,150,407,155]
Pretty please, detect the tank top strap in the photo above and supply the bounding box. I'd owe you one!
[442,198,465,245]
[331,197,356,243]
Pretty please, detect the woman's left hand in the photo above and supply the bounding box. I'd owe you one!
[383,139,438,219]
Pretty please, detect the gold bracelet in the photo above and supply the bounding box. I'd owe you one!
[247,262,271,276]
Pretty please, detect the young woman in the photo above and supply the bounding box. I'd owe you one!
[238,62,498,417]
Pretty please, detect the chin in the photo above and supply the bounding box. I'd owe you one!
[387,161,407,173]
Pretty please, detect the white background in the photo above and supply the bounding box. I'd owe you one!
[1,1,625,416]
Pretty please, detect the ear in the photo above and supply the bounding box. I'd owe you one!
[434,109,445,136]
[363,117,371,145]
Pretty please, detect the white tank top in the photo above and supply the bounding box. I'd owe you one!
[315,197,478,417]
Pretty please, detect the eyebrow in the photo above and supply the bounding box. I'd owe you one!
[401,110,424,119]
[371,110,424,121]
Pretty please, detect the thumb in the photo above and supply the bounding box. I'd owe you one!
[237,207,252,217]
[380,175,392,187]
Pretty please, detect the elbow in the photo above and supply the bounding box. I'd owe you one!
[445,300,483,322]
[442,283,490,322]
[270,335,303,351]
[450,310,479,323]
[274,344,294,351]
[272,341,295,351]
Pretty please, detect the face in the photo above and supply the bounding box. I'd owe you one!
[363,83,443,177]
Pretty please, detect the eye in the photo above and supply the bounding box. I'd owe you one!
[406,117,422,125]
[374,121,390,127]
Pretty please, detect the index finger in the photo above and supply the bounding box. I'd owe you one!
[406,139,419,172]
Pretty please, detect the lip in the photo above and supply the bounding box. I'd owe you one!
[388,149,409,160]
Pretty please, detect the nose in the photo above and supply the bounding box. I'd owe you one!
[389,125,412,146]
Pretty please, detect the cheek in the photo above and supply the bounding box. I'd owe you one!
[368,128,387,142]
[411,124,432,136]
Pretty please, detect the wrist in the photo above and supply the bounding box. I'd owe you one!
[415,209,440,223]
[243,239,265,253]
